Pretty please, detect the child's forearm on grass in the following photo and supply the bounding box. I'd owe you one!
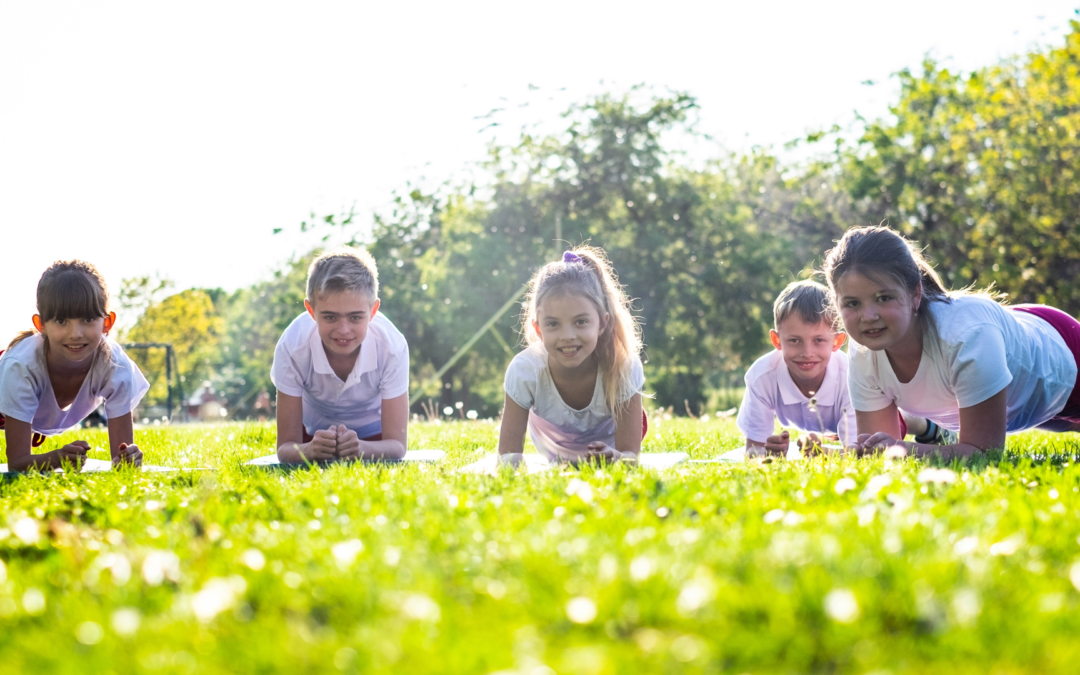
[358,438,407,460]
[910,441,984,461]
[9,450,65,472]
[277,441,317,463]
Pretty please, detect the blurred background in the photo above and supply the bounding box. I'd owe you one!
[3,1,1079,420]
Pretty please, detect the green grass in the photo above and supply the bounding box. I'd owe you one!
[2,418,1080,674]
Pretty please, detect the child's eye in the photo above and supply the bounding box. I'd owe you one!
[877,295,892,302]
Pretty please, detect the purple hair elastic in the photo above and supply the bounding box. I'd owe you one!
[563,251,582,264]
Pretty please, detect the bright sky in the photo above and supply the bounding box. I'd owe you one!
[1,1,1076,342]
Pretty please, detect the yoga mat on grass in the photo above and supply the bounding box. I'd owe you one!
[459,452,689,475]
[0,457,204,477]
[245,450,446,470]
[691,441,842,463]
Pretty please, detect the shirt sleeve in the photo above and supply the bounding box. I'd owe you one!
[735,372,779,443]
[951,323,1013,408]
[847,348,894,412]
[0,356,43,423]
[380,340,410,400]
[617,356,646,403]
[503,352,537,411]
[100,349,151,418]
[270,335,305,398]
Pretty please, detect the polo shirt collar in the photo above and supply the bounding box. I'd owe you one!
[778,353,839,406]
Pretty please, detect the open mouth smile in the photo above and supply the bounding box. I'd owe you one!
[557,346,582,357]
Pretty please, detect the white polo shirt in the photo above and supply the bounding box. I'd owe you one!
[0,334,150,435]
[736,348,858,446]
[271,311,410,437]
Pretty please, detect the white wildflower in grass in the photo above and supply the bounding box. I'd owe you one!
[443,407,453,416]
[240,549,266,571]
[331,539,365,567]
[111,608,141,636]
[824,589,860,623]
[989,535,1023,557]
[629,556,654,582]
[565,479,594,505]
[951,588,982,626]
[834,477,857,495]
[22,588,46,615]
[191,577,247,623]
[383,546,402,566]
[466,410,478,420]
[145,500,163,511]
[676,581,713,615]
[883,445,908,461]
[142,551,181,586]
[401,593,441,622]
[953,537,978,556]
[13,517,40,545]
[75,621,104,645]
[1069,562,1080,592]
[763,509,785,524]
[565,597,597,624]
[860,474,893,499]
[918,468,958,485]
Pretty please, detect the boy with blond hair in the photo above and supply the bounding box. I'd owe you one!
[272,247,409,462]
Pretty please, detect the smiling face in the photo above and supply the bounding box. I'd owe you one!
[36,313,113,366]
[306,290,380,360]
[835,270,922,353]
[771,317,845,390]
[533,291,609,372]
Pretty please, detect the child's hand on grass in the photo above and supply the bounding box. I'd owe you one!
[335,426,361,459]
[853,432,903,456]
[763,431,791,456]
[58,441,90,469]
[113,442,143,467]
[498,453,524,468]
[584,442,636,463]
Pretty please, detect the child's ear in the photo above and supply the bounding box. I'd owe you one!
[832,332,847,351]
[770,329,782,351]
[370,298,381,319]
[32,315,44,332]
[532,320,542,338]
[304,299,315,318]
[103,312,117,334]
[601,312,611,333]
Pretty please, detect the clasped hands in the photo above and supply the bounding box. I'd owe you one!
[299,424,362,461]
[749,431,841,459]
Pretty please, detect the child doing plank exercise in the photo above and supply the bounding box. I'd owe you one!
[0,260,148,471]
[272,248,409,462]
[824,226,1080,459]
[498,247,646,466]
[737,280,951,456]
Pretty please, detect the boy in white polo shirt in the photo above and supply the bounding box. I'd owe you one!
[271,247,409,462]
[736,280,948,457]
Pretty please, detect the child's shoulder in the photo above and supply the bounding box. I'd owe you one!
[743,349,786,385]
[506,344,547,377]
[368,312,408,355]
[2,334,45,364]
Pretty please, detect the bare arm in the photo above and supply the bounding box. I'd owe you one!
[856,389,1006,460]
[497,393,529,457]
[4,416,87,472]
[275,392,336,462]
[610,393,643,458]
[107,412,143,466]
[352,393,408,460]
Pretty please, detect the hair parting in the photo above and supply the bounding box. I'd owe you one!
[522,245,643,417]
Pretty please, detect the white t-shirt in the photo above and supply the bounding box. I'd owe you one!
[0,335,150,435]
[271,311,409,437]
[849,295,1077,432]
[503,344,646,461]
[736,349,859,446]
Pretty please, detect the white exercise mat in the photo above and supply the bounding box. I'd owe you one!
[459,452,689,475]
[245,449,446,468]
[0,457,194,474]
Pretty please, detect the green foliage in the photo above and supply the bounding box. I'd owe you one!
[125,290,223,406]
[828,20,1080,311]
[1,420,1080,673]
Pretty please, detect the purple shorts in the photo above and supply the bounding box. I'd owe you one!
[1011,305,1080,432]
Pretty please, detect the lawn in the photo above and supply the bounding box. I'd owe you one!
[1,417,1079,674]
